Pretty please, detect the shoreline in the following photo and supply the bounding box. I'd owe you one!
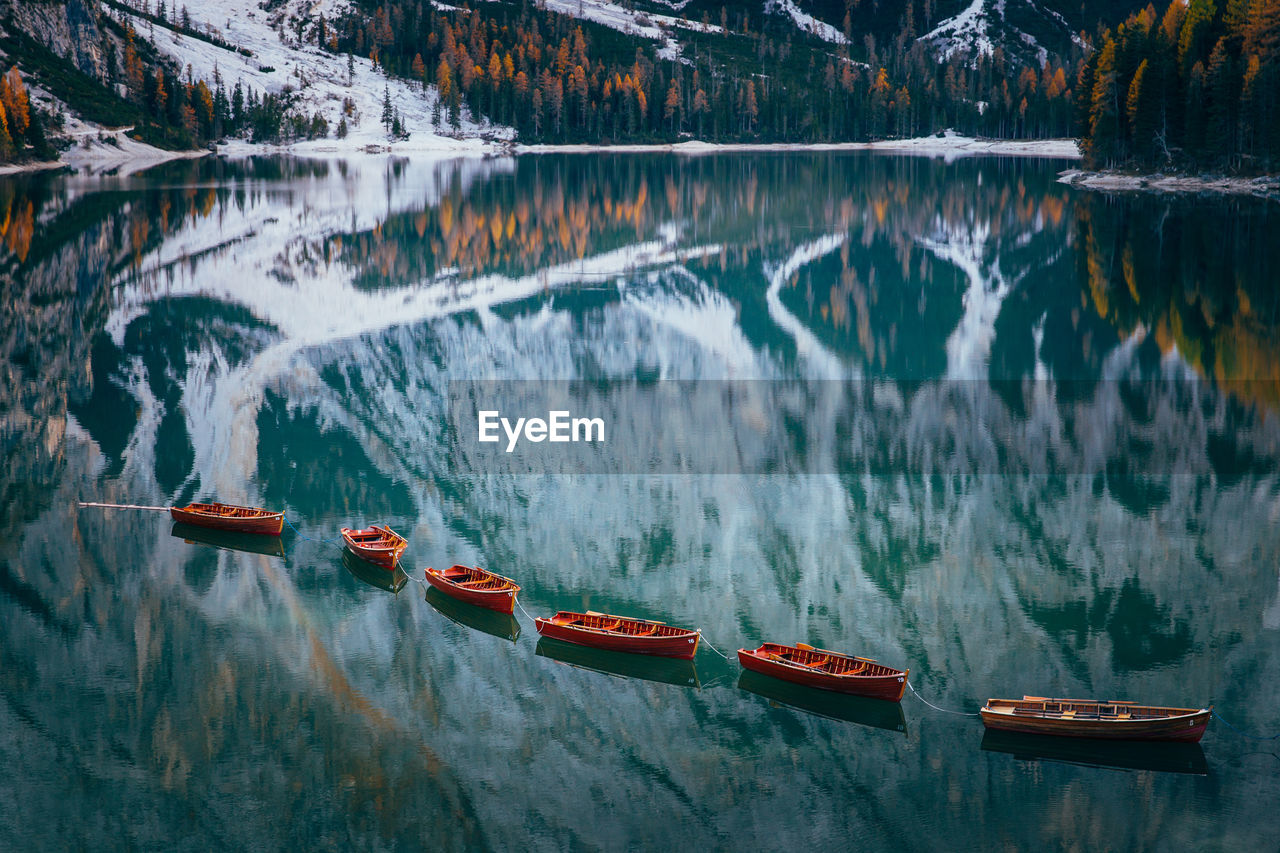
[0,159,67,176]
[513,135,1082,159]
[1,132,1082,177]
[0,125,213,177]
[1058,169,1280,197]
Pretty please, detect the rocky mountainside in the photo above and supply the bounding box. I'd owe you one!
[0,0,109,80]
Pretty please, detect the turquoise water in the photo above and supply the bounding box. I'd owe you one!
[1,153,1278,850]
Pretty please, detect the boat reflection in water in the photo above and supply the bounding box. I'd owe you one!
[171,522,286,558]
[535,637,700,688]
[737,670,908,735]
[341,548,408,594]
[425,586,521,642]
[980,729,1209,776]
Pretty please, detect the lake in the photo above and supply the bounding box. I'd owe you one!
[2,152,1278,850]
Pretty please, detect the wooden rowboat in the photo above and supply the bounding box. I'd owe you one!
[341,525,408,569]
[737,642,908,702]
[534,610,701,659]
[169,502,284,535]
[424,564,521,614]
[980,696,1212,742]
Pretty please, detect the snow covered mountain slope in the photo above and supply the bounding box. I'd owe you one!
[762,0,849,46]
[118,0,510,149]
[535,0,725,63]
[918,0,1086,68]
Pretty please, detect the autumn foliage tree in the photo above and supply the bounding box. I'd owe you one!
[0,67,52,162]
[1079,0,1280,171]
[324,0,1078,144]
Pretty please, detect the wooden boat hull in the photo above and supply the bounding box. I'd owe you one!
[981,697,1211,742]
[737,644,908,702]
[170,502,283,535]
[534,611,700,659]
[341,525,408,569]
[424,565,520,614]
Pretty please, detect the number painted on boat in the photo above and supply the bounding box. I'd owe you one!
[898,677,904,682]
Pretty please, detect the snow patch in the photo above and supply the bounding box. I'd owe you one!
[918,0,1062,68]
[121,0,511,154]
[1058,170,1280,197]
[763,0,849,46]
[921,0,996,61]
[516,132,1080,160]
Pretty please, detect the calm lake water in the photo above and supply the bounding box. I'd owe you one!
[2,152,1279,850]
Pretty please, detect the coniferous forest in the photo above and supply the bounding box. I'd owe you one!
[1,0,1279,173]
[323,0,1079,144]
[1077,0,1280,171]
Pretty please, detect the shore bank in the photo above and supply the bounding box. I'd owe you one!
[1058,169,1280,197]
[516,134,1081,160]
[0,130,1083,177]
[0,124,211,178]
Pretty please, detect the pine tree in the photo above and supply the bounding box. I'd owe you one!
[1,68,30,141]
[664,77,681,132]
[231,81,244,131]
[1089,38,1122,166]
[1184,60,1207,156]
[1205,37,1237,162]
[1177,0,1218,74]
[692,87,709,137]
[382,84,393,132]
[1126,59,1157,162]
[0,98,13,161]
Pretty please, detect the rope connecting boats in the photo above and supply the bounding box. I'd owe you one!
[81,497,1251,748]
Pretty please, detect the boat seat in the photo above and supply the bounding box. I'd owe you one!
[806,656,829,668]
[636,626,659,636]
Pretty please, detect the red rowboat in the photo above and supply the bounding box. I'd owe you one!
[980,696,1212,742]
[341,525,408,569]
[169,502,284,535]
[424,565,521,614]
[737,642,908,702]
[534,611,701,659]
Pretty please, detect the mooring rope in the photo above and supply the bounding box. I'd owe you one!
[514,597,538,624]
[1212,709,1280,740]
[398,567,427,587]
[906,680,981,717]
[699,633,731,661]
[283,515,343,545]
